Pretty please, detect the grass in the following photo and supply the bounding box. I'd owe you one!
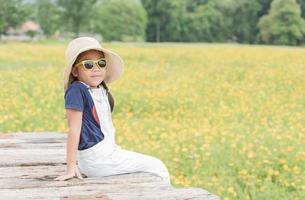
[0,41,305,199]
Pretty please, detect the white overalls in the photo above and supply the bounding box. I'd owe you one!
[76,85,171,185]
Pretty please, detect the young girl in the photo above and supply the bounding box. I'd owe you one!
[54,37,171,185]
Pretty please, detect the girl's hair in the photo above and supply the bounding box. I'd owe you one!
[100,81,114,112]
[72,51,115,112]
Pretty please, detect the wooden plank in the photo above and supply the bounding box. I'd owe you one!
[0,132,219,200]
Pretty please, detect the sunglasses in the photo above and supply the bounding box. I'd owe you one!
[74,58,107,70]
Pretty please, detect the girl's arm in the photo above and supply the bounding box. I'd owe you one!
[66,108,82,169]
[54,108,83,181]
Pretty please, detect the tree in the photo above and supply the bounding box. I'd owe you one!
[0,0,31,36]
[142,0,189,42]
[162,0,189,42]
[257,0,273,18]
[57,0,98,37]
[185,1,229,42]
[297,0,305,18]
[142,0,168,42]
[233,0,261,43]
[213,0,261,43]
[94,0,147,42]
[36,0,60,37]
[297,0,305,43]
[258,0,305,45]
[186,0,209,12]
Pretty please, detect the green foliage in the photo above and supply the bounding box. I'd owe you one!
[257,0,273,18]
[36,0,61,37]
[94,0,147,42]
[0,0,31,34]
[142,0,178,42]
[25,30,37,39]
[297,0,305,18]
[2,0,305,45]
[142,0,220,42]
[161,0,189,42]
[57,0,98,37]
[142,0,263,43]
[258,0,305,45]
[228,0,261,43]
[185,1,229,42]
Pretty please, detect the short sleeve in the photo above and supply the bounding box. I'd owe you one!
[64,85,84,112]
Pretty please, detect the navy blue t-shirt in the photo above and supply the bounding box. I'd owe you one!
[64,81,105,150]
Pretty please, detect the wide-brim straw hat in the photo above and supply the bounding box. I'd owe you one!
[63,36,124,92]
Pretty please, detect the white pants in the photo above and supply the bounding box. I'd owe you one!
[77,139,171,185]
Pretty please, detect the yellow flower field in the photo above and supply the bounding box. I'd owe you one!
[0,41,305,199]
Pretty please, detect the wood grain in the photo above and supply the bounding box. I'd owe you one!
[0,132,219,200]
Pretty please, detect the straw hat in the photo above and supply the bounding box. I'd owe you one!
[63,36,124,92]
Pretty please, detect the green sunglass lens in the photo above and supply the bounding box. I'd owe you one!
[84,61,94,69]
[97,59,106,67]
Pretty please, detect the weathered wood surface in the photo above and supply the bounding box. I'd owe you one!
[0,132,219,200]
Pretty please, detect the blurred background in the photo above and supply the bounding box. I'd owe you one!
[1,1,305,200]
[1,0,305,45]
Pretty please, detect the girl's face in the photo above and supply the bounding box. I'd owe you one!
[71,49,106,88]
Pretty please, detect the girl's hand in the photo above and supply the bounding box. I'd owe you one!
[53,164,84,181]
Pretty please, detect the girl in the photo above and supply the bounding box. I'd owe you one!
[54,37,171,185]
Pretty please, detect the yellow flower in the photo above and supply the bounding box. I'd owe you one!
[247,151,256,158]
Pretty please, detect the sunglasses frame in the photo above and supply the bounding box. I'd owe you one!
[74,58,107,70]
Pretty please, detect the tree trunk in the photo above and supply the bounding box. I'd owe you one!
[156,21,160,42]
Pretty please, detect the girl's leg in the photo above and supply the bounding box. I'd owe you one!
[109,148,171,185]
[79,147,171,185]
